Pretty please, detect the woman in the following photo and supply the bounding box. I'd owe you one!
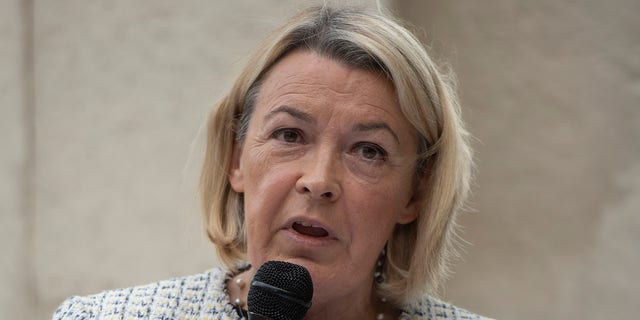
[54,5,489,320]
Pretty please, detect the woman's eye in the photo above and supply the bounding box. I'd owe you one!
[272,128,303,143]
[354,143,387,161]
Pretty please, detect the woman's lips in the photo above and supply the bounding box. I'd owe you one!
[281,217,338,248]
[292,221,329,237]
[282,227,338,250]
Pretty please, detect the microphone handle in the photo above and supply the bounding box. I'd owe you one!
[248,311,274,320]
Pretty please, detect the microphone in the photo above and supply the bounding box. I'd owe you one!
[247,261,313,320]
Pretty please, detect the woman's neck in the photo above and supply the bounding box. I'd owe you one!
[304,294,377,320]
[304,287,400,320]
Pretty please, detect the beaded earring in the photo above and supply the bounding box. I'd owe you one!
[374,246,387,283]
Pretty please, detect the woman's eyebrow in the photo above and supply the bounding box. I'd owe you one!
[264,106,399,143]
[352,122,400,144]
[264,105,315,124]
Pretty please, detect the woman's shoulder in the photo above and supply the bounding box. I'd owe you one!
[51,267,238,320]
[403,295,494,320]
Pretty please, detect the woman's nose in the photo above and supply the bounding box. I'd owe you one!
[295,148,341,201]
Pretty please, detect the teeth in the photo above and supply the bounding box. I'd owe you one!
[297,221,315,227]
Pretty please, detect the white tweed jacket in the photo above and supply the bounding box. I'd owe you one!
[53,267,490,320]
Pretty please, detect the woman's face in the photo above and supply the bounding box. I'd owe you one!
[229,50,420,308]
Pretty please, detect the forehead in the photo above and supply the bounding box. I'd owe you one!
[255,50,413,131]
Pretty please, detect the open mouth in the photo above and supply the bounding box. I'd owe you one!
[292,221,329,237]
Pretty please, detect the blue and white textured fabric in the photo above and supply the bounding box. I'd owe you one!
[53,267,491,319]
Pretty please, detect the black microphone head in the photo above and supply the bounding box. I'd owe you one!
[247,260,313,320]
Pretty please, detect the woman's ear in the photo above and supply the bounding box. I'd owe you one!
[397,192,419,224]
[228,142,244,193]
[397,190,421,225]
[396,206,418,225]
[397,164,431,225]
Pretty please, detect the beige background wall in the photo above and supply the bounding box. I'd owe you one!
[1,0,32,319]
[394,1,640,319]
[1,0,637,319]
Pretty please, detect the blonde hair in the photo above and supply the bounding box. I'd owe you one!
[200,5,473,305]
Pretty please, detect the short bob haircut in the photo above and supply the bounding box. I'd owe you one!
[200,5,472,305]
